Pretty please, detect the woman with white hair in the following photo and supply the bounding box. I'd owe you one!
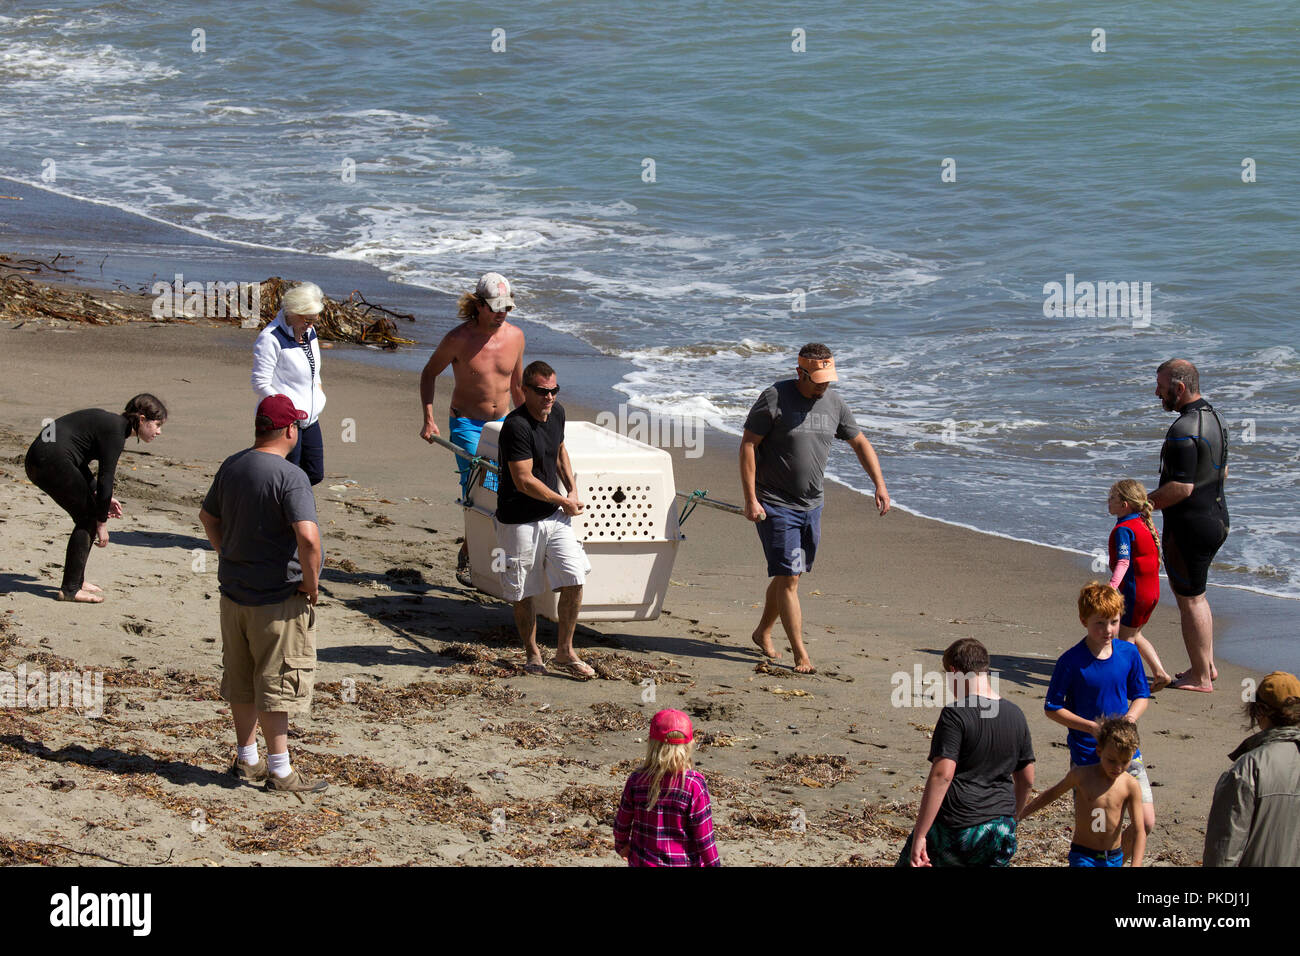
[252,282,327,484]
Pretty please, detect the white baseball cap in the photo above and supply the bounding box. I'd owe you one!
[475,272,515,312]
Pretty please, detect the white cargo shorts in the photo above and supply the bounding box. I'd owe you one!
[494,509,591,602]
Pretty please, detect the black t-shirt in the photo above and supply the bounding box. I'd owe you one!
[1158,397,1228,526]
[928,696,1035,830]
[496,403,565,525]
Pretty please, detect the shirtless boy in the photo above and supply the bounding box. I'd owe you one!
[419,273,526,581]
[1018,717,1146,867]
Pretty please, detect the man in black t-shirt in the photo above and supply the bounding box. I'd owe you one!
[494,361,592,678]
[899,638,1036,867]
[1151,359,1228,693]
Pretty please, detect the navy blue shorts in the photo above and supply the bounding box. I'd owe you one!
[755,503,822,577]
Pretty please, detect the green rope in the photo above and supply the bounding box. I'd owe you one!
[678,489,708,526]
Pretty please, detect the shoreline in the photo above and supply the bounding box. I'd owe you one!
[1,177,1292,675]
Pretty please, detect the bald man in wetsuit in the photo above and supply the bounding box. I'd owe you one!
[1150,359,1228,693]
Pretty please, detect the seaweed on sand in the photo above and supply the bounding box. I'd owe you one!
[751,753,857,788]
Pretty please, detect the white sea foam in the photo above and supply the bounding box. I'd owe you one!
[0,40,179,86]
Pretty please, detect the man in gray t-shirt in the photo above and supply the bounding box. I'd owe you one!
[199,394,326,796]
[740,344,890,673]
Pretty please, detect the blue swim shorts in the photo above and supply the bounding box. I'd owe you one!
[755,502,822,577]
[1068,843,1124,867]
[449,414,504,499]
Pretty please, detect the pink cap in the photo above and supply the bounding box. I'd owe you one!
[649,709,694,744]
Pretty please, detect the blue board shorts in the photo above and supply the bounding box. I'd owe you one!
[450,413,504,499]
[1069,843,1124,867]
[755,502,822,577]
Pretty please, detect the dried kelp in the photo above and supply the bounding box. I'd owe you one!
[751,753,856,788]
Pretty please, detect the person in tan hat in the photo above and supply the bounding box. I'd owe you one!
[740,342,890,673]
[418,271,526,584]
[1203,670,1300,865]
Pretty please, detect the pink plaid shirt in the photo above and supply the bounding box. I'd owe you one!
[613,769,720,867]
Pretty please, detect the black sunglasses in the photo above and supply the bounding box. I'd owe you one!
[528,384,560,397]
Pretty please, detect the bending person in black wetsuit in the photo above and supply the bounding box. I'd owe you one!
[1150,360,1227,693]
[23,394,168,603]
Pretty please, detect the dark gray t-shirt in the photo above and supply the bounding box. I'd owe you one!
[743,380,861,510]
[929,697,1035,830]
[202,448,318,606]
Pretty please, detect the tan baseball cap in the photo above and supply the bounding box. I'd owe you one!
[1258,671,1300,709]
[797,355,838,383]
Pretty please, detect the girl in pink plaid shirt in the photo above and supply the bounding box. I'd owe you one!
[613,709,721,866]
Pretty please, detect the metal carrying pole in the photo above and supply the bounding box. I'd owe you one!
[674,489,744,526]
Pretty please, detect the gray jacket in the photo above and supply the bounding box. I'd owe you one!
[1203,725,1300,867]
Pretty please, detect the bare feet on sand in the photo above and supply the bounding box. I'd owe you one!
[83,582,103,593]
[792,654,816,675]
[58,588,103,604]
[1169,677,1213,693]
[752,628,780,660]
[1177,666,1218,682]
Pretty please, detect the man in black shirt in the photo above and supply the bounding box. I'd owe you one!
[494,361,592,678]
[1151,359,1229,693]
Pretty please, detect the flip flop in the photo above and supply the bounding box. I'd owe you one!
[523,662,548,676]
[1169,678,1214,693]
[551,659,596,680]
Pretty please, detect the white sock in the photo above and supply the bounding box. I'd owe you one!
[238,743,259,765]
[267,752,292,779]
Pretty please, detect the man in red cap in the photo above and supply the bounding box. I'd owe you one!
[740,343,890,673]
[199,394,327,795]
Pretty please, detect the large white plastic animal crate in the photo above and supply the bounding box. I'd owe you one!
[462,420,684,621]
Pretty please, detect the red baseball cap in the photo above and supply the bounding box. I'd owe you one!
[256,394,308,433]
[649,709,694,744]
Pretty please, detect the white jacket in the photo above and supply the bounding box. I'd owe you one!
[251,309,326,426]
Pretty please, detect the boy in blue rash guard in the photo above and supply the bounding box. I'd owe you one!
[1044,583,1153,864]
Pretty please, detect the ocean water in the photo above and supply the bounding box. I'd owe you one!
[2,1,1297,598]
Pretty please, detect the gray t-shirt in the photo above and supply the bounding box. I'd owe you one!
[202,448,318,606]
[744,380,861,510]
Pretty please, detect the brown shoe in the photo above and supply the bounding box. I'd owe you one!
[231,757,268,784]
[265,768,328,795]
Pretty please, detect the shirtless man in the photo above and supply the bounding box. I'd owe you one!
[419,272,526,582]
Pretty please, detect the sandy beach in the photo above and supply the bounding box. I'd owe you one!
[0,278,1265,867]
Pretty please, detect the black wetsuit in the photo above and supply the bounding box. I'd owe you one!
[1158,397,1228,596]
[23,409,131,596]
